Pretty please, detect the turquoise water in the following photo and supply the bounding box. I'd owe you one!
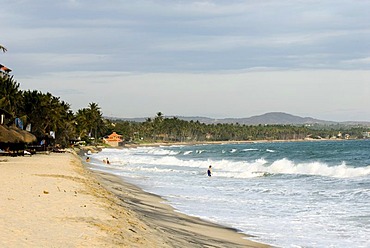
[90,140,370,247]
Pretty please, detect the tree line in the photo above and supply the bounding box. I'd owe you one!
[106,112,369,144]
[0,75,106,147]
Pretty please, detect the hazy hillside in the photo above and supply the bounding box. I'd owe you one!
[218,112,335,125]
[107,112,370,126]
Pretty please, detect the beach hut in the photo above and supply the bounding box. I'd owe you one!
[103,132,123,147]
[0,125,23,143]
[9,126,37,143]
[0,125,37,155]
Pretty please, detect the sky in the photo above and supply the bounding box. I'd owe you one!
[1,0,370,121]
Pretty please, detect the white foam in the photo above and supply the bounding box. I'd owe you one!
[268,159,370,178]
[90,144,370,248]
[242,148,259,152]
[94,148,370,179]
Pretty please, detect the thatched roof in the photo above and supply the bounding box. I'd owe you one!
[0,125,22,143]
[0,125,36,143]
[9,126,37,143]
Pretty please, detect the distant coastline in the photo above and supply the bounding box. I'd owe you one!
[107,112,370,126]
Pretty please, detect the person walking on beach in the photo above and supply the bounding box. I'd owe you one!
[207,165,212,177]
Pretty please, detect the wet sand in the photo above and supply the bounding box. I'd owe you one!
[0,152,270,247]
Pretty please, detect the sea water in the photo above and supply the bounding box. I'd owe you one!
[88,140,370,248]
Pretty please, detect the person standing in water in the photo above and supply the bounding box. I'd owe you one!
[207,165,212,177]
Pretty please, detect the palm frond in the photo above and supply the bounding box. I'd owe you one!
[0,45,7,53]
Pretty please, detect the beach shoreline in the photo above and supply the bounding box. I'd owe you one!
[0,152,167,247]
[89,167,271,248]
[0,150,271,247]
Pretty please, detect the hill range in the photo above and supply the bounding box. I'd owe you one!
[107,112,370,126]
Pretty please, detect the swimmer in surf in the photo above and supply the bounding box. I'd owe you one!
[207,165,212,177]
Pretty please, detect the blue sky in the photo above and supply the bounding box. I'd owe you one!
[1,0,370,121]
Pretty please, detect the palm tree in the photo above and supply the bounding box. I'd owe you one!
[19,90,76,146]
[75,102,105,143]
[75,108,92,139]
[87,102,105,141]
[0,76,22,117]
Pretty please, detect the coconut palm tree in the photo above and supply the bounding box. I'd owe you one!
[19,90,76,145]
[75,108,90,138]
[87,102,105,141]
[75,102,105,143]
[0,76,22,117]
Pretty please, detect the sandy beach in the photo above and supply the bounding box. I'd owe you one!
[0,151,270,247]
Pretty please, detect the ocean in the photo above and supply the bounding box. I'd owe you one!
[87,140,370,248]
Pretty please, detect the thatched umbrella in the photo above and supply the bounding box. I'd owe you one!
[9,126,37,143]
[0,125,23,143]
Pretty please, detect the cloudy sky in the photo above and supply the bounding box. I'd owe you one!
[1,0,370,121]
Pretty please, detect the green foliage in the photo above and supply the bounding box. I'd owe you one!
[75,102,106,144]
[106,115,369,143]
[0,76,22,117]
[19,90,74,141]
[0,74,107,147]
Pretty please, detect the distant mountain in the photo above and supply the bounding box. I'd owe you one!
[217,112,335,125]
[163,112,328,125]
[106,112,370,126]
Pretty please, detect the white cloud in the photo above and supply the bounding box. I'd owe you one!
[342,57,370,65]
[13,53,110,67]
